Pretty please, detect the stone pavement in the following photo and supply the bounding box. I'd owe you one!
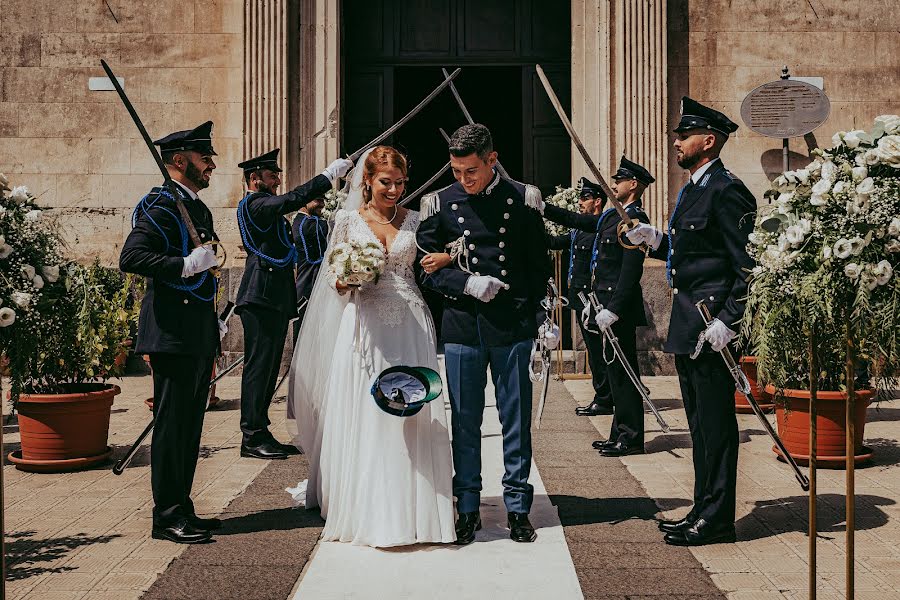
[565,377,900,600]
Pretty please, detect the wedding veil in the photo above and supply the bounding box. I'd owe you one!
[286,149,372,467]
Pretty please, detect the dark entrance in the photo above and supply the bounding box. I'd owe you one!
[342,0,571,200]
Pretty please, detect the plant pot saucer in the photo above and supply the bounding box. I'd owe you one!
[773,445,874,469]
[8,446,113,473]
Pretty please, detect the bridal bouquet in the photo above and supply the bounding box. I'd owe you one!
[329,240,385,287]
[743,114,900,393]
[544,184,581,236]
[321,188,347,221]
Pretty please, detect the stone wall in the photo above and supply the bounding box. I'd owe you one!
[0,0,244,264]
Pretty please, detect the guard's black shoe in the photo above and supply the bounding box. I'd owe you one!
[274,441,302,455]
[658,514,696,534]
[152,519,213,544]
[454,512,482,545]
[508,512,537,543]
[599,441,645,457]
[575,401,614,416]
[240,441,289,460]
[188,515,222,531]
[591,439,616,450]
[663,518,736,546]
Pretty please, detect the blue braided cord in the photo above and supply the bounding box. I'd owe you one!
[566,229,576,284]
[589,206,617,275]
[131,189,216,301]
[237,193,297,268]
[666,183,690,287]
[298,215,326,266]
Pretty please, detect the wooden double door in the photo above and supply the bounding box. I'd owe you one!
[342,0,572,201]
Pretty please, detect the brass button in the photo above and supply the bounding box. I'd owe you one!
[673,288,679,294]
[671,269,676,275]
[472,257,479,264]
[268,267,273,272]
[507,198,513,205]
[709,295,715,301]
[503,213,510,220]
[499,255,506,262]
[499,227,506,234]
[501,269,507,276]
[200,232,206,239]
[670,228,675,234]
[452,203,458,210]
[499,242,505,249]
[670,249,675,256]
[464,229,471,236]
[689,224,695,230]
[468,244,475,250]
[607,286,612,291]
[458,217,464,224]
[183,299,188,304]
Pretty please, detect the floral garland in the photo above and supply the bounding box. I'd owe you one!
[544,183,582,237]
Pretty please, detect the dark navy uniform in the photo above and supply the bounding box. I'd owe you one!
[118,122,220,532]
[291,211,329,333]
[544,199,650,450]
[235,149,332,448]
[646,98,756,534]
[416,171,551,515]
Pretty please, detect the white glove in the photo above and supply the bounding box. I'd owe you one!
[182,246,217,277]
[539,322,561,350]
[580,302,591,327]
[464,275,508,302]
[322,158,354,181]
[624,223,663,250]
[594,308,619,331]
[704,318,737,352]
[218,319,228,340]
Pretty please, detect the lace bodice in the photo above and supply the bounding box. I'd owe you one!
[325,209,426,326]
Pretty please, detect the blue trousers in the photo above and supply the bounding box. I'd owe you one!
[445,340,534,514]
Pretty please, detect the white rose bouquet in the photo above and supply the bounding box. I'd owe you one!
[328,240,385,288]
[544,184,581,236]
[322,188,348,222]
[744,115,900,393]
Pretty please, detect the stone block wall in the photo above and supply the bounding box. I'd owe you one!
[0,0,244,264]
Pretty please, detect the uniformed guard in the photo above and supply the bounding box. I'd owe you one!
[291,192,328,341]
[545,178,614,417]
[543,157,654,457]
[120,121,224,544]
[416,124,552,545]
[626,97,756,546]
[235,148,352,460]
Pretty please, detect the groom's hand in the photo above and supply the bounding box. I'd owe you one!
[464,275,508,302]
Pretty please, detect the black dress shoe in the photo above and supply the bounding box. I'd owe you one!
[508,512,537,543]
[599,441,644,457]
[188,515,222,531]
[591,439,616,450]
[664,518,736,546]
[278,442,302,456]
[658,513,696,534]
[240,441,289,460]
[152,520,213,544]
[575,401,614,416]
[454,512,482,545]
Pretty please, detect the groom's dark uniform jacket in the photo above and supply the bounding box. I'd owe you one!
[416,173,551,346]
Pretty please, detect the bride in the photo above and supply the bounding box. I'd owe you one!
[287,146,456,547]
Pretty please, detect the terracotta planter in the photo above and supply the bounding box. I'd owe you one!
[734,356,775,414]
[765,383,874,469]
[9,383,120,473]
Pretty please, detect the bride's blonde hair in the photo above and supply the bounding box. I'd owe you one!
[363,146,408,204]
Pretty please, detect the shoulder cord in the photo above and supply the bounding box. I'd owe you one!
[297,215,326,265]
[132,190,216,301]
[237,193,297,268]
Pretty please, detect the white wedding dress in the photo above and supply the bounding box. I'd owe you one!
[287,206,456,547]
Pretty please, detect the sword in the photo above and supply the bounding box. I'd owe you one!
[583,292,670,432]
[694,300,810,491]
[100,59,221,277]
[401,129,453,206]
[534,64,642,251]
[441,68,510,180]
[534,278,567,428]
[349,68,461,161]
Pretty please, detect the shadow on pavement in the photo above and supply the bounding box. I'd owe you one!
[4,530,121,581]
[216,506,325,536]
[550,494,692,526]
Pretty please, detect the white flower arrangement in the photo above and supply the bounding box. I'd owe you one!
[745,115,900,392]
[328,240,385,288]
[322,188,348,222]
[544,184,582,236]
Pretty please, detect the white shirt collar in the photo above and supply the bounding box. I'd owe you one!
[173,180,199,201]
[690,158,720,185]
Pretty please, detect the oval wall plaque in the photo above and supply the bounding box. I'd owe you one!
[740,80,830,138]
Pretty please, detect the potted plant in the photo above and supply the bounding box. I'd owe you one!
[743,115,900,467]
[0,176,134,472]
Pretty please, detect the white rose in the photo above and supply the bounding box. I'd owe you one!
[24,209,42,222]
[864,149,881,166]
[875,135,900,167]
[41,265,59,283]
[849,236,867,255]
[31,275,44,290]
[20,264,35,280]
[0,244,11,259]
[832,180,848,195]
[0,307,15,327]
[809,194,827,207]
[856,177,876,196]
[855,153,867,167]
[834,238,853,259]
[785,225,805,246]
[832,131,845,147]
[873,260,893,285]
[821,161,837,182]
[849,194,870,215]
[9,186,29,204]
[851,166,868,181]
[888,218,900,237]
[844,262,862,280]
[11,291,32,308]
[795,169,810,184]
[886,239,900,253]
[776,192,794,206]
[811,179,831,195]
[843,130,866,149]
[875,115,900,135]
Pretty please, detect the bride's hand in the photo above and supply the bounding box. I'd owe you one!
[335,280,352,295]
[420,252,452,274]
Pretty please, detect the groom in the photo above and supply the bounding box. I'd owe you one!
[417,124,551,544]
